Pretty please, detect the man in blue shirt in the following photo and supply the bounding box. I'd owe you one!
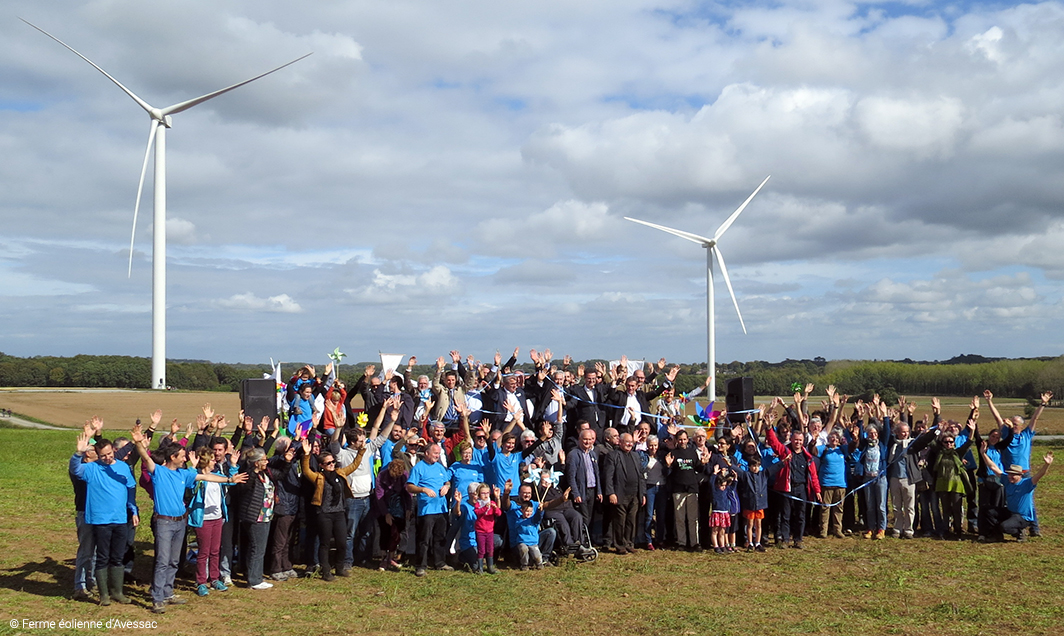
[406,443,452,577]
[131,425,245,614]
[980,443,1053,542]
[986,390,1051,535]
[70,429,139,607]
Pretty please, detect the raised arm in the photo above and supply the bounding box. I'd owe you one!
[129,424,156,473]
[1030,391,1052,433]
[1031,452,1054,486]
[982,390,1005,428]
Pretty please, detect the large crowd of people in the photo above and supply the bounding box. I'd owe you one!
[68,348,1055,611]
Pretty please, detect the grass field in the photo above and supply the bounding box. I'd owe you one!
[0,428,1062,636]
[2,390,1062,435]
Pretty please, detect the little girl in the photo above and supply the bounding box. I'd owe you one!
[709,467,736,554]
[473,483,502,574]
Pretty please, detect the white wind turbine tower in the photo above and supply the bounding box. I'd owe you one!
[625,176,770,402]
[24,19,310,390]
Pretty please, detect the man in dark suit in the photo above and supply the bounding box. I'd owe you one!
[564,429,600,536]
[601,432,647,554]
[607,365,679,434]
[566,369,610,444]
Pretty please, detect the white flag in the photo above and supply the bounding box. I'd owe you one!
[379,353,404,380]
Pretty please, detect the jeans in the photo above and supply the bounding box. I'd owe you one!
[74,511,97,592]
[642,485,659,545]
[151,517,187,603]
[344,497,372,566]
[863,475,888,532]
[243,521,270,586]
[539,527,557,558]
[219,518,234,579]
[92,523,127,569]
[195,518,224,585]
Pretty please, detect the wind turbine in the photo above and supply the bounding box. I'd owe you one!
[23,19,310,390]
[625,175,770,402]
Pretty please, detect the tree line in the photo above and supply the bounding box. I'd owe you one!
[1,352,1061,402]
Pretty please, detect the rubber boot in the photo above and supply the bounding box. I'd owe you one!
[109,567,131,604]
[95,569,110,606]
[485,557,497,574]
[474,558,484,574]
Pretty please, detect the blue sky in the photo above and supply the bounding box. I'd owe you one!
[1,0,1063,366]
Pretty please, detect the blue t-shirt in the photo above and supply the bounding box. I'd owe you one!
[816,445,849,488]
[150,465,198,517]
[380,439,398,470]
[70,455,138,525]
[491,444,522,497]
[506,500,542,547]
[458,500,478,551]
[1001,427,1034,471]
[1004,477,1036,521]
[449,461,485,501]
[407,460,449,515]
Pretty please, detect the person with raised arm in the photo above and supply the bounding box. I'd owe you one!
[985,389,1051,536]
[233,446,277,590]
[488,401,525,498]
[187,443,246,596]
[130,422,246,613]
[909,412,976,539]
[502,480,569,570]
[980,443,1053,542]
[849,397,892,540]
[70,422,139,607]
[334,394,399,570]
[300,437,366,581]
[765,420,822,549]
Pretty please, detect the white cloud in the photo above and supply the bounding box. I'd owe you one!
[216,292,303,313]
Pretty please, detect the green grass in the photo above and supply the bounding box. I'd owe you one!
[0,429,1062,635]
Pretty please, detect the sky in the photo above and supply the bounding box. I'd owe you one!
[2,0,1064,366]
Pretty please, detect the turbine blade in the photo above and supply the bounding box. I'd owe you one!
[713,175,771,241]
[128,119,159,277]
[624,217,714,246]
[713,247,747,335]
[160,52,313,117]
[21,18,154,114]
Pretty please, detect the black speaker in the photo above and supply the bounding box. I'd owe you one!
[725,377,753,423]
[241,378,278,431]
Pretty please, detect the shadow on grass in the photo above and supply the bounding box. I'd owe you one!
[0,556,71,598]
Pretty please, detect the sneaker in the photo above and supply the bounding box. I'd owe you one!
[338,566,352,577]
[646,543,655,551]
[73,589,92,601]
[322,571,335,582]
[152,602,166,614]
[284,569,299,579]
[755,544,766,553]
[250,582,273,590]
[901,532,914,540]
[532,561,543,570]
[1030,529,1042,538]
[166,595,187,605]
[415,568,427,578]
[519,565,529,572]
[196,584,210,597]
[222,575,233,586]
[436,565,455,571]
[874,530,885,540]
[211,580,228,592]
[832,531,846,539]
[891,530,901,539]
[271,572,289,581]
[792,542,803,549]
[862,531,873,539]
[1017,528,1029,543]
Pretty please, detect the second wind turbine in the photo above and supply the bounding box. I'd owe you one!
[625,175,770,403]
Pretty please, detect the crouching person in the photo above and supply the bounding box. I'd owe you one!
[502,480,568,570]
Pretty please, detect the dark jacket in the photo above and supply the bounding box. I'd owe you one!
[233,468,276,523]
[735,466,769,512]
[564,447,600,502]
[601,448,646,502]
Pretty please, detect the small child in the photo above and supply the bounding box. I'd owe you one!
[736,457,769,552]
[473,483,502,574]
[709,467,736,554]
[510,501,545,570]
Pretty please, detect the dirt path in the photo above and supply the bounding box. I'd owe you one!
[0,414,66,430]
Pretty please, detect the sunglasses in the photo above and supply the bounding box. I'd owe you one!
[322,460,336,466]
